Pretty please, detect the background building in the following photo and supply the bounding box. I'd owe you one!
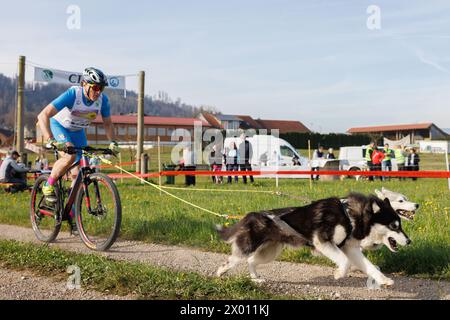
[347,123,449,144]
[198,112,311,134]
[36,115,211,145]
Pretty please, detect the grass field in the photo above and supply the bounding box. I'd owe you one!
[1,147,449,280]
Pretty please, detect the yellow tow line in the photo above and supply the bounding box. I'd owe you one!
[100,157,241,220]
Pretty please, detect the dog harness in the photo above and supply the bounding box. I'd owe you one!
[267,214,310,244]
[340,199,351,219]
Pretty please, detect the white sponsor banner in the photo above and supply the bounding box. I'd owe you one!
[419,140,450,154]
[33,67,126,90]
[383,135,411,147]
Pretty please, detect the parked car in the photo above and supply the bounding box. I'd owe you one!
[223,135,330,178]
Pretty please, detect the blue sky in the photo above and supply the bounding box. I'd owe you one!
[1,0,450,132]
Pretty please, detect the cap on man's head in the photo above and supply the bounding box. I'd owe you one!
[9,150,20,157]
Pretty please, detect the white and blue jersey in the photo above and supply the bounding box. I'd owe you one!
[51,86,110,130]
[49,86,111,162]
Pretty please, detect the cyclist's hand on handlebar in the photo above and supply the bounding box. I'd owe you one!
[108,141,120,154]
[45,139,76,154]
[46,138,64,150]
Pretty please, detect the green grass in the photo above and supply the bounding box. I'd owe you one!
[0,239,295,300]
[2,148,449,280]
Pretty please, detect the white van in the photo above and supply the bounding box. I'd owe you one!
[223,135,313,178]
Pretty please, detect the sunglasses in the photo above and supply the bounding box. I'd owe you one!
[85,83,105,92]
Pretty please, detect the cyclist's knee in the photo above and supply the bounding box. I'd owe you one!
[61,152,77,164]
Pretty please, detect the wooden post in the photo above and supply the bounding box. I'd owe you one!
[136,71,145,173]
[141,153,148,183]
[16,56,25,154]
[119,152,124,183]
[308,139,312,189]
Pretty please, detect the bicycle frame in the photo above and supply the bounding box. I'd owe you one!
[54,150,101,221]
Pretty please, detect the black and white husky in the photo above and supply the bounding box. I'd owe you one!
[374,187,419,222]
[216,192,411,286]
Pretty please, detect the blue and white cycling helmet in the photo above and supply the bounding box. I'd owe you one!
[82,67,108,87]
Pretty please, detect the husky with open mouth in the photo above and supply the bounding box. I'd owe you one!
[216,192,411,286]
[375,187,419,222]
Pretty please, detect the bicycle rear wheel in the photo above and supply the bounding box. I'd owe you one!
[74,173,121,251]
[30,175,62,242]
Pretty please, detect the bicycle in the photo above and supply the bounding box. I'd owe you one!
[30,145,122,251]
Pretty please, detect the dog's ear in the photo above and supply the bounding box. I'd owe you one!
[383,197,392,207]
[372,201,381,214]
[374,189,385,200]
[381,187,393,195]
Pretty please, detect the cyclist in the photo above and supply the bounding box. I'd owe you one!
[37,67,119,232]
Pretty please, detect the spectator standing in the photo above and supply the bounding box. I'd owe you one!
[382,143,394,181]
[371,146,385,181]
[182,145,196,186]
[406,148,420,181]
[0,150,30,192]
[226,142,239,183]
[311,146,324,181]
[365,142,376,181]
[394,145,406,180]
[238,134,254,184]
[325,148,336,159]
[210,144,223,184]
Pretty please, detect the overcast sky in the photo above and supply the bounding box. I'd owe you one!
[1,0,450,133]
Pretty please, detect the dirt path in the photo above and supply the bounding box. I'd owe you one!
[0,267,133,300]
[0,224,448,300]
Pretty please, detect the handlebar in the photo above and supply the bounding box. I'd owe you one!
[44,144,116,156]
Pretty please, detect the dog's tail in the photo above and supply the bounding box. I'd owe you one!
[215,223,239,242]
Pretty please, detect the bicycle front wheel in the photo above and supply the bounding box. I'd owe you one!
[74,173,122,251]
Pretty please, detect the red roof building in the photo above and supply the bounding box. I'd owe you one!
[198,112,311,134]
[88,115,211,144]
[255,119,311,134]
[347,123,448,143]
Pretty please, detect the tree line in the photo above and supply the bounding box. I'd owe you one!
[0,73,214,131]
[280,132,371,149]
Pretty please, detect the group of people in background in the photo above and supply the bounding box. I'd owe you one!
[310,146,336,180]
[365,142,420,181]
[209,133,254,185]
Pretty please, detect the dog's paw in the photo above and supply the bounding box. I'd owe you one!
[349,265,362,273]
[378,276,394,287]
[382,277,394,287]
[216,267,226,277]
[251,278,266,284]
[334,268,348,280]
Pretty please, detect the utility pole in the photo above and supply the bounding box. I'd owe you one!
[136,71,145,172]
[16,55,26,154]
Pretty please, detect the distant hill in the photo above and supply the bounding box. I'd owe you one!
[0,73,218,131]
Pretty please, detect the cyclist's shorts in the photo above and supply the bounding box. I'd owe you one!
[50,118,87,163]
